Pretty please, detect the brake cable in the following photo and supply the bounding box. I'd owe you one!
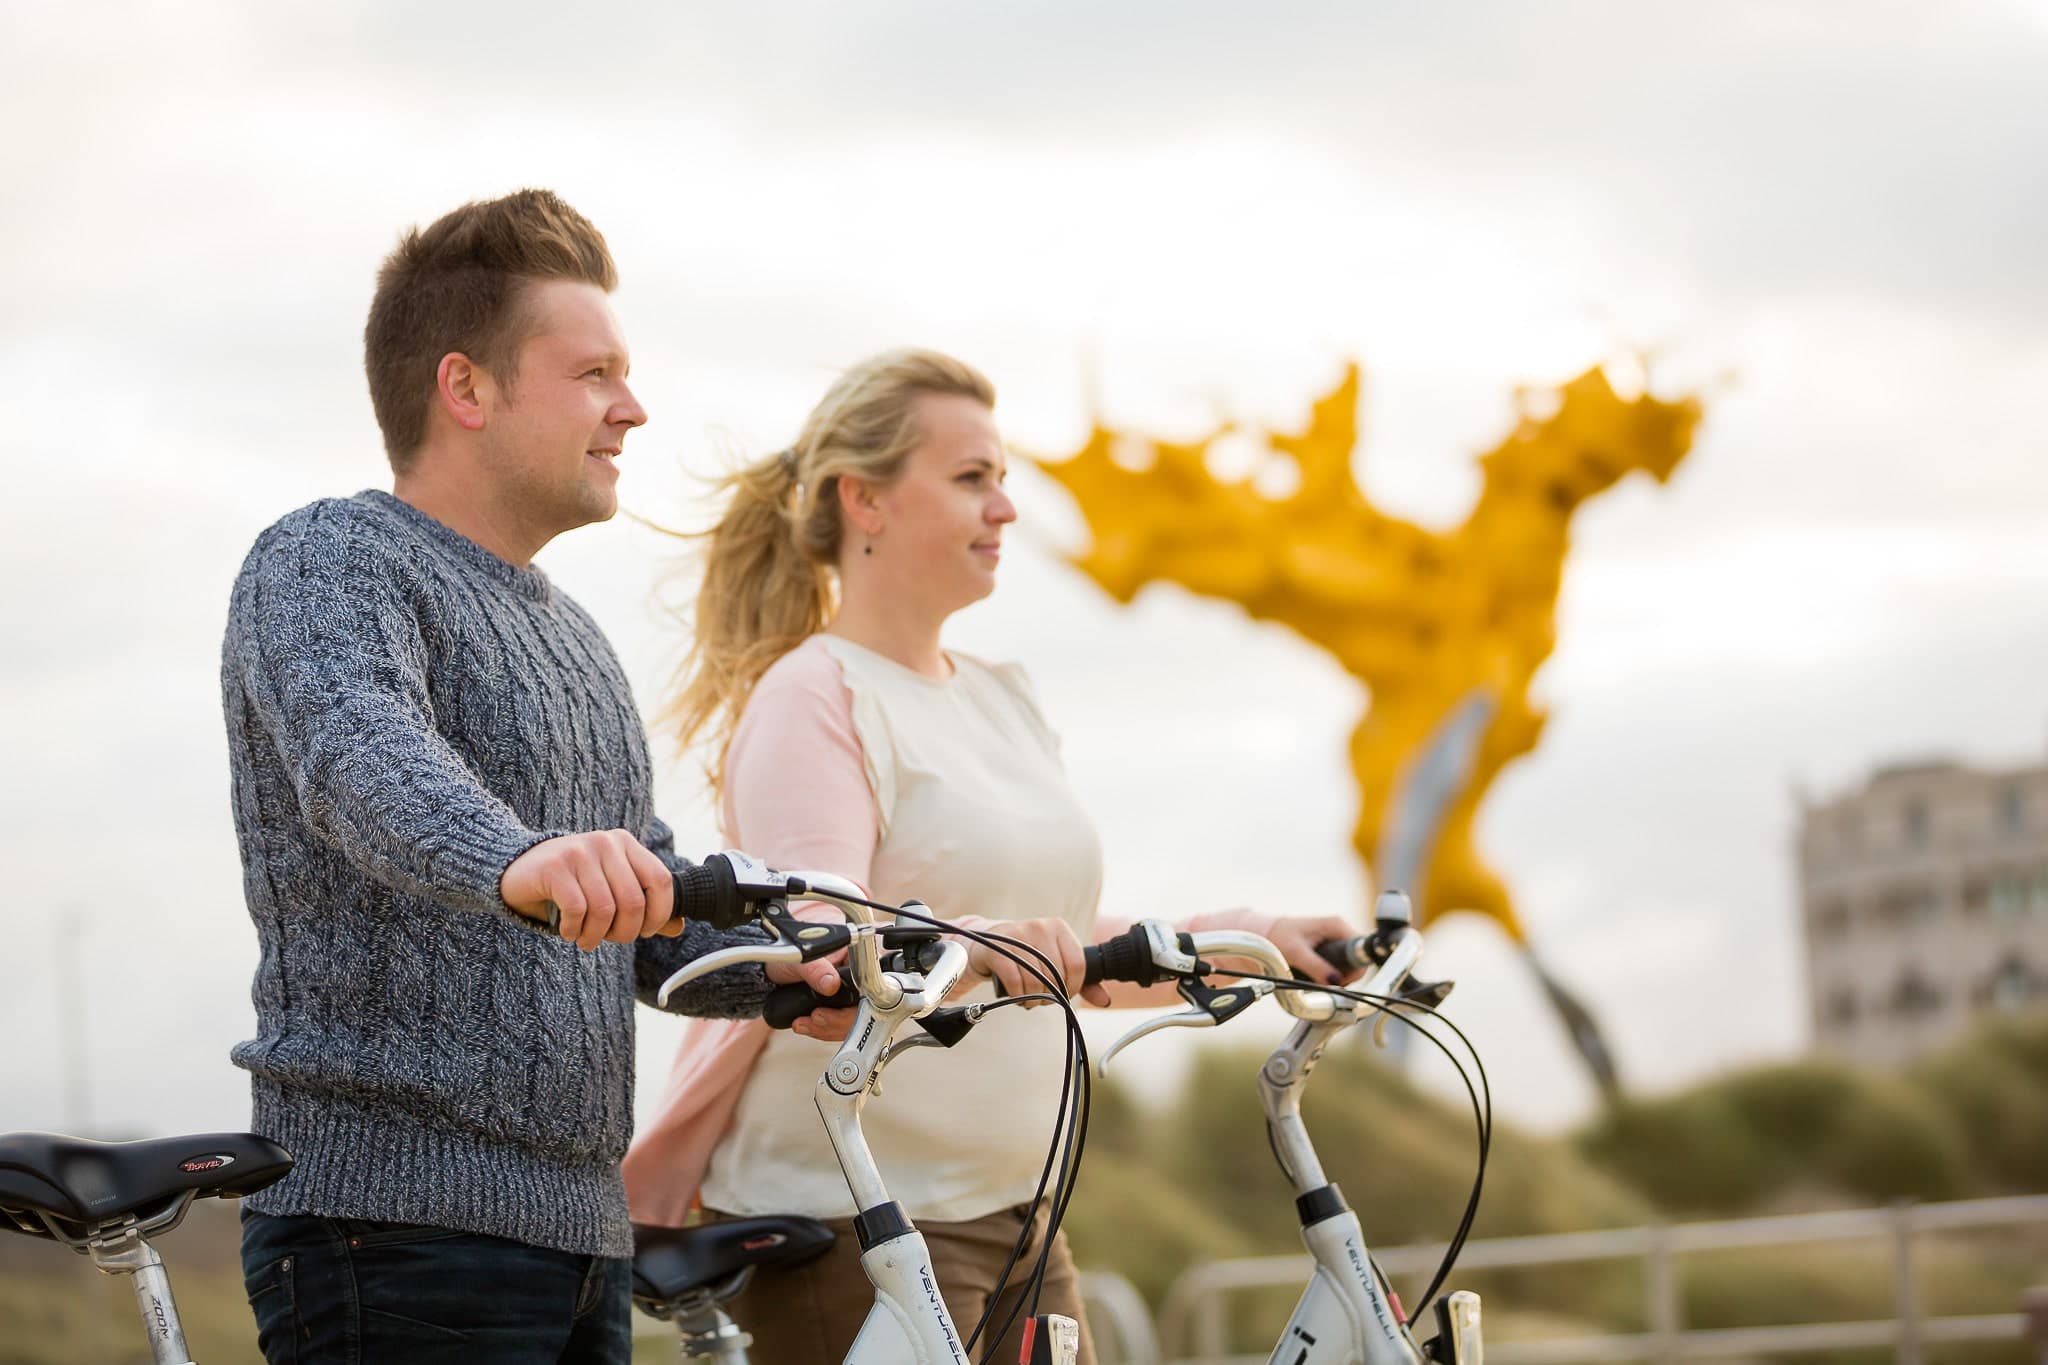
[813,893,1095,1362]
[1214,966,1492,1319]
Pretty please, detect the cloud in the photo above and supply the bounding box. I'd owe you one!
[3,0,2045,1137]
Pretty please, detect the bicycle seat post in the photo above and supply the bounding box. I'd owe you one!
[668,1293,753,1363]
[88,1215,195,1365]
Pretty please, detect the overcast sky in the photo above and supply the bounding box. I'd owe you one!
[4,0,2046,1143]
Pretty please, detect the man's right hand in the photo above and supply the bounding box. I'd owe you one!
[500,831,682,951]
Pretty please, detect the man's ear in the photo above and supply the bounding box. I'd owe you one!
[435,352,489,433]
[837,472,884,538]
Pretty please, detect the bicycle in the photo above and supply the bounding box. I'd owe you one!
[1079,889,1487,1365]
[0,852,1082,1365]
[632,850,1095,1365]
[0,1128,295,1365]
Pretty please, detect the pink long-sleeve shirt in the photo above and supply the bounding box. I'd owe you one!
[622,639,881,1227]
[624,635,1232,1225]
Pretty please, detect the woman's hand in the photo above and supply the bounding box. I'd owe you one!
[1260,913,1365,985]
[966,918,1112,1008]
[770,915,1118,1040]
[765,953,859,1042]
[1195,908,1362,987]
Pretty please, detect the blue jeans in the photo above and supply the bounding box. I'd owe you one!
[240,1209,631,1364]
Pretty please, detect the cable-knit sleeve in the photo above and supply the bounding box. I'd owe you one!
[224,506,546,916]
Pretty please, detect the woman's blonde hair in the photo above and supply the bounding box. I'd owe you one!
[663,347,997,793]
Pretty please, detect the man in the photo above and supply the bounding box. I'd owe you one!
[222,188,837,1363]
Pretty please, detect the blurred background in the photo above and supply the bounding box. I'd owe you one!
[3,1,2045,1361]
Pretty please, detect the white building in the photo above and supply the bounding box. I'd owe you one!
[1797,758,2048,1067]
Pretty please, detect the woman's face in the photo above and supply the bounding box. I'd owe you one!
[867,392,1016,614]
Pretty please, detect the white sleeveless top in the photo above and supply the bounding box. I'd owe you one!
[699,635,1106,1221]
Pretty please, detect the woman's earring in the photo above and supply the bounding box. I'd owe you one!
[863,544,873,556]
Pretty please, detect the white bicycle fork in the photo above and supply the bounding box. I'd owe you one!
[814,970,1078,1364]
[658,881,1080,1365]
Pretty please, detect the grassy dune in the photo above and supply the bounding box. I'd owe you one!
[1064,1011,2048,1361]
[4,1013,2042,1363]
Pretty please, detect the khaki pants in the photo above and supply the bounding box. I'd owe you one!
[706,1201,1097,1364]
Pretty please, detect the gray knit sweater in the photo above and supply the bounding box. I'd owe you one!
[222,490,768,1258]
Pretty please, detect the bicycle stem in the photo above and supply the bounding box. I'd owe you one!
[774,873,904,1011]
[1191,930,1343,1021]
[652,873,907,1010]
[811,938,972,1212]
[1258,925,1424,1194]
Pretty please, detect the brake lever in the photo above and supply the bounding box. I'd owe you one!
[1099,1006,1218,1072]
[757,901,856,960]
[878,1032,948,1072]
[656,942,804,1007]
[1370,975,1455,1047]
[1100,974,1272,1071]
[1180,974,1266,1023]
[870,1002,987,1095]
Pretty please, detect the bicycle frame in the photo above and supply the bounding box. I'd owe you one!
[819,954,976,1364]
[1260,927,1440,1364]
[656,869,1080,1365]
[1100,910,1484,1365]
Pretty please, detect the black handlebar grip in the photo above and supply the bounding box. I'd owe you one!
[1316,938,1367,974]
[763,981,861,1029]
[674,855,746,930]
[1083,926,1159,987]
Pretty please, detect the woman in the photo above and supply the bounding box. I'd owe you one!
[624,349,1359,1362]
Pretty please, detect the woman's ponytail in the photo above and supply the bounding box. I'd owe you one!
[662,449,828,786]
[662,348,996,793]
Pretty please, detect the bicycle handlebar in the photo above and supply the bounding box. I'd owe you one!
[1082,925,1186,988]
[763,980,861,1029]
[1315,936,1373,973]
[640,852,870,933]
[1084,924,1343,1020]
[652,855,892,1008]
[672,854,748,928]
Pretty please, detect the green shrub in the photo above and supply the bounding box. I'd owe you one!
[1576,1087,1776,1214]
[1823,1076,1973,1202]
[1064,1148,1260,1304]
[1910,1012,2048,1192]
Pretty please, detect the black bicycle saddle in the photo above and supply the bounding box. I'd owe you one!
[0,1131,293,1238]
[632,1216,836,1304]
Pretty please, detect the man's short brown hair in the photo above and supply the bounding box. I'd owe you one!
[365,188,618,472]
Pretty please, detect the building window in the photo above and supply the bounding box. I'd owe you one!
[1825,988,1858,1026]
[1903,800,1930,848]
[1998,787,2027,837]
[1890,971,1943,1017]
[1990,875,2030,920]
[1878,883,1940,926]
[1988,958,2037,1012]
[1813,899,1851,937]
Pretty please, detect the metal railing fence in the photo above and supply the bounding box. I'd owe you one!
[1073,1195,2048,1365]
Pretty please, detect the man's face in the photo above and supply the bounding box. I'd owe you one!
[479,279,647,535]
